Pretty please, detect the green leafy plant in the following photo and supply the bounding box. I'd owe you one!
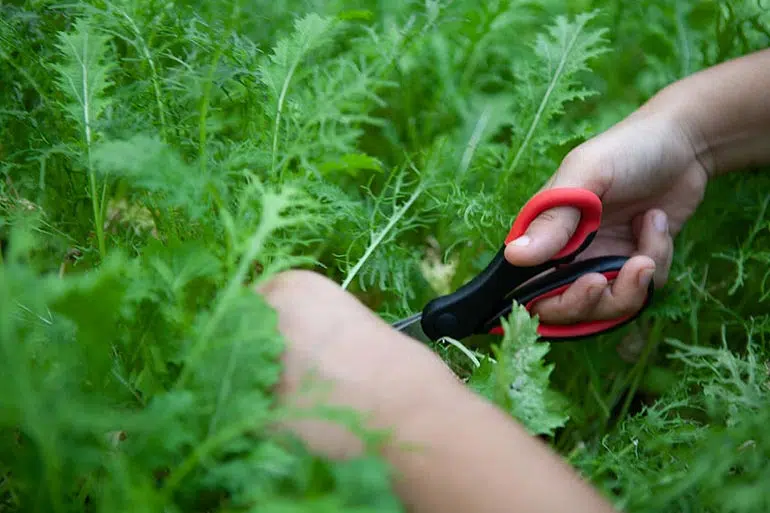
[1,0,769,511]
[468,303,570,437]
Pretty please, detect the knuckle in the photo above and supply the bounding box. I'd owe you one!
[560,146,592,170]
[558,146,613,191]
[651,243,671,264]
[532,209,577,247]
[553,297,584,323]
[536,210,560,224]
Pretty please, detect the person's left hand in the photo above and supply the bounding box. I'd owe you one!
[257,270,461,459]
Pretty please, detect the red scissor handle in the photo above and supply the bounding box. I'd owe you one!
[505,188,602,262]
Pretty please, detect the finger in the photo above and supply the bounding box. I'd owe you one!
[531,256,655,323]
[634,208,674,287]
[529,272,608,324]
[585,256,655,321]
[503,150,610,268]
[504,205,581,267]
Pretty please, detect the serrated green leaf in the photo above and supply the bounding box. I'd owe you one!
[468,302,570,436]
[2,1,770,511]
[92,134,216,220]
[51,18,114,141]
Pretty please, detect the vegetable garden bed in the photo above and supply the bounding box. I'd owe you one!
[1,1,769,511]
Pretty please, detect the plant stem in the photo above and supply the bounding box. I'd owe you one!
[198,50,222,175]
[174,185,284,388]
[79,47,106,259]
[118,7,168,141]
[498,14,590,189]
[616,319,663,423]
[341,176,426,290]
[199,0,240,175]
[89,164,106,259]
[162,412,274,496]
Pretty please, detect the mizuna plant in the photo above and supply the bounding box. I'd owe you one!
[0,0,769,511]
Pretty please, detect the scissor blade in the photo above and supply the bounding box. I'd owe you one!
[392,313,432,344]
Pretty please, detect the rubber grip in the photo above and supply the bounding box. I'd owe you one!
[528,270,630,338]
[505,188,602,261]
[488,268,654,340]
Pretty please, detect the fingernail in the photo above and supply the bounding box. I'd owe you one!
[654,211,668,233]
[587,284,604,300]
[510,235,531,247]
[638,268,655,287]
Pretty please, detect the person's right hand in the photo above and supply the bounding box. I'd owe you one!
[504,106,711,326]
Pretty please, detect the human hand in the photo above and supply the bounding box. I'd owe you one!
[504,108,710,325]
[257,269,462,459]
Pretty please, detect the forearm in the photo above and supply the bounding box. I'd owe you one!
[382,376,618,513]
[645,48,770,176]
[261,270,617,513]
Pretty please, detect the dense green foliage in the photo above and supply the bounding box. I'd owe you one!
[1,0,769,511]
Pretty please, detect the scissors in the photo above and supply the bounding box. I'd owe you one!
[392,187,654,343]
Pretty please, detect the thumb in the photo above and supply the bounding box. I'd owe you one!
[504,152,607,266]
[503,203,582,266]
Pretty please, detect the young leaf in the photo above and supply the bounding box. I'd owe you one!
[468,302,570,437]
[91,134,214,220]
[497,11,610,188]
[259,13,338,175]
[51,18,114,140]
[51,17,116,258]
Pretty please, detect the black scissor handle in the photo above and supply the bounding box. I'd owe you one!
[484,256,654,341]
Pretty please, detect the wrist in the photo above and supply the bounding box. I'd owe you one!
[643,84,717,179]
[643,49,770,177]
[275,318,463,459]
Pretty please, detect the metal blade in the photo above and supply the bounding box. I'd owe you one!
[392,312,432,344]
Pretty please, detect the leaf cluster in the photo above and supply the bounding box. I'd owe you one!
[1,0,770,511]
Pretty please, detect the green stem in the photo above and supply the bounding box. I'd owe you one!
[174,192,277,388]
[198,50,222,175]
[199,0,240,174]
[496,14,591,190]
[68,25,107,260]
[118,7,168,140]
[88,149,106,259]
[161,412,274,497]
[161,403,360,497]
[341,177,426,290]
[616,319,663,423]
